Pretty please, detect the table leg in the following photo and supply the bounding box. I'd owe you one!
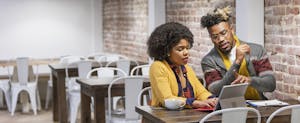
[81,92,91,123]
[94,96,106,123]
[57,73,68,123]
[52,71,58,121]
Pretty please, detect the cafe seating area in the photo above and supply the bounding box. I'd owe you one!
[1,0,300,123]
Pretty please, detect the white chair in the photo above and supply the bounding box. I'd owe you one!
[96,54,129,67]
[137,87,151,106]
[105,58,139,113]
[199,107,261,123]
[10,57,40,115]
[108,76,149,122]
[130,64,150,76]
[86,67,127,116]
[44,55,86,109]
[67,60,92,123]
[266,104,300,123]
[0,65,12,112]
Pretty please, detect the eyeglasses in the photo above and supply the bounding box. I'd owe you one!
[210,29,229,41]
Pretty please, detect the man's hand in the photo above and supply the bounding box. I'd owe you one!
[235,44,250,64]
[231,70,251,84]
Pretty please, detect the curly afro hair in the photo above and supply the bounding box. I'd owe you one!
[147,22,194,61]
[201,6,232,28]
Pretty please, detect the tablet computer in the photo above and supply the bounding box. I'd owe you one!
[218,83,248,109]
[195,83,248,112]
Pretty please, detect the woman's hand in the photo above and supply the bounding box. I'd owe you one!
[192,98,218,108]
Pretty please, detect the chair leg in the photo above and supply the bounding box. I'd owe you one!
[45,86,52,110]
[11,89,20,116]
[0,91,4,107]
[36,89,41,111]
[28,89,37,115]
[69,93,81,123]
[4,90,11,112]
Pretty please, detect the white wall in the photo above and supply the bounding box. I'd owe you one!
[0,0,102,60]
[236,0,264,46]
[148,0,166,35]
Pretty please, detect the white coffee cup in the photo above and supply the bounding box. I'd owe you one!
[164,98,185,110]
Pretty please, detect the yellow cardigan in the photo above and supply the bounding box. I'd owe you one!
[150,60,212,107]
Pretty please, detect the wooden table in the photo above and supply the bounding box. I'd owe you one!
[76,78,150,123]
[49,61,146,123]
[136,100,300,123]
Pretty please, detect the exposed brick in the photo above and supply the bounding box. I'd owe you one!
[288,66,300,75]
[273,6,286,15]
[280,0,291,5]
[269,55,281,63]
[280,37,293,45]
[294,85,300,95]
[294,0,300,5]
[267,0,280,6]
[287,47,300,56]
[283,74,297,84]
[274,63,287,72]
[276,82,283,91]
[275,72,283,81]
[282,55,295,65]
[287,7,299,15]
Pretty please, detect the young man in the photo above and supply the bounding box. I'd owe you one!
[200,6,275,100]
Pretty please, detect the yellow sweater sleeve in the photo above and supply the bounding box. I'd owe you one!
[150,61,186,107]
[150,61,212,107]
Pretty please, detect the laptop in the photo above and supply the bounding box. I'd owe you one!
[195,83,249,112]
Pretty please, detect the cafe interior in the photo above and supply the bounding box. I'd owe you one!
[0,0,300,123]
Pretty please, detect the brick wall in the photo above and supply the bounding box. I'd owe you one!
[103,0,148,62]
[265,0,300,99]
[102,0,299,99]
[166,0,235,76]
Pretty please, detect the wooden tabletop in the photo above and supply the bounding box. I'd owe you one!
[136,99,300,123]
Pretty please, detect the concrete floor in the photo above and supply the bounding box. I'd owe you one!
[0,108,53,123]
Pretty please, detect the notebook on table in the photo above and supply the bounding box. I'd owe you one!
[195,83,249,112]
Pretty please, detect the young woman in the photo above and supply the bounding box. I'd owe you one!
[147,22,217,109]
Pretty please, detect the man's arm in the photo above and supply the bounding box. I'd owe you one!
[201,57,241,96]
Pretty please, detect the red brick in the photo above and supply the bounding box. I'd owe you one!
[267,0,280,6]
[283,83,290,93]
[294,0,300,5]
[287,7,299,15]
[269,55,281,63]
[280,0,291,5]
[280,37,293,45]
[276,82,283,91]
[282,55,295,65]
[294,85,300,95]
[283,74,297,84]
[275,72,284,81]
[274,63,287,72]
[273,6,286,15]
[288,66,300,75]
[287,47,300,56]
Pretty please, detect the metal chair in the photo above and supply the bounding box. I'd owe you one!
[44,55,86,109]
[10,57,40,115]
[108,76,149,122]
[199,107,261,123]
[130,64,150,76]
[266,104,300,123]
[67,60,93,123]
[137,87,151,106]
[0,64,12,112]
